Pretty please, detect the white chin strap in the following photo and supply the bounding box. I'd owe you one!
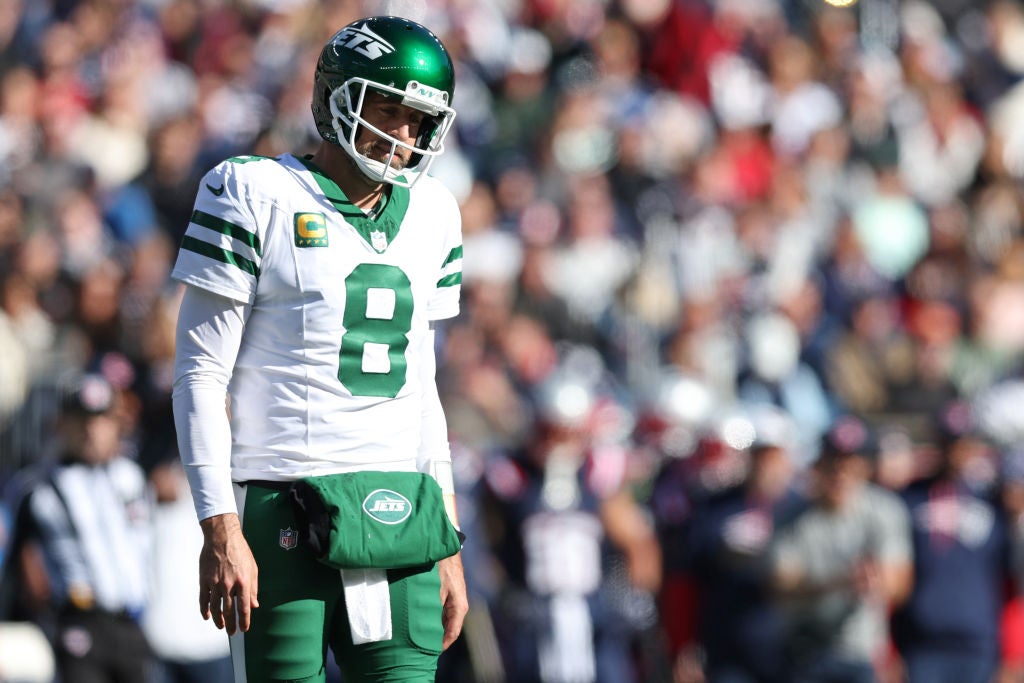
[354,144,413,187]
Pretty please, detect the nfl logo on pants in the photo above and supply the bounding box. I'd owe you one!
[279,527,298,550]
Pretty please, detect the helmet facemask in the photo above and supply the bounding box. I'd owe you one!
[328,77,456,188]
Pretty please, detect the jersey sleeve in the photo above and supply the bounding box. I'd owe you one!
[427,183,463,321]
[171,160,266,305]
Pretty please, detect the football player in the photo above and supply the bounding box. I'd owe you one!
[170,16,467,682]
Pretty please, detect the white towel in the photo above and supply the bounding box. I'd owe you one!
[341,568,392,644]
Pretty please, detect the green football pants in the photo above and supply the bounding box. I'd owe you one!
[232,483,444,683]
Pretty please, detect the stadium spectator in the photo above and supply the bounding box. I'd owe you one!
[891,401,1011,683]
[771,415,913,683]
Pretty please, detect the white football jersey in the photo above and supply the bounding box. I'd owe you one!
[171,154,462,481]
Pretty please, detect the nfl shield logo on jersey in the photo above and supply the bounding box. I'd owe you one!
[279,527,299,550]
[370,229,388,252]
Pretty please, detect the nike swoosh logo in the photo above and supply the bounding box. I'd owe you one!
[206,183,225,196]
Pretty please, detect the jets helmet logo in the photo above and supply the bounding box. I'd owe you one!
[336,23,396,60]
[362,489,412,525]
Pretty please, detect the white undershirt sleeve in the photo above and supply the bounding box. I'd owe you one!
[416,324,458,527]
[416,324,451,473]
[172,284,251,522]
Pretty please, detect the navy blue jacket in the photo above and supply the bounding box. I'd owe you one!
[893,476,1010,654]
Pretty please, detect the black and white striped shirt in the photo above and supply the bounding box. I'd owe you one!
[27,456,152,616]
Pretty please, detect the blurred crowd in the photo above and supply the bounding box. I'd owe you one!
[3,0,1024,681]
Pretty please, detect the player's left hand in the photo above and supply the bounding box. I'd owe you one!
[438,552,468,650]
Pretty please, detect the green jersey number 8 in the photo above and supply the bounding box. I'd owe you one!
[338,263,414,397]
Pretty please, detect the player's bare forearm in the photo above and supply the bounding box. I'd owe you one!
[438,551,468,650]
[199,512,260,635]
[600,491,662,592]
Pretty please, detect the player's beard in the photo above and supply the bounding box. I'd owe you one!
[356,134,411,171]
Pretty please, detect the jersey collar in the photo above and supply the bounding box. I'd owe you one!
[297,155,410,253]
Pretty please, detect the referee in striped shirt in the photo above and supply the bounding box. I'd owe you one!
[15,373,154,682]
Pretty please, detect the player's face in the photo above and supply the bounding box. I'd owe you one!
[355,90,426,170]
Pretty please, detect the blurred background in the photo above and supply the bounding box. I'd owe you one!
[3,0,1024,681]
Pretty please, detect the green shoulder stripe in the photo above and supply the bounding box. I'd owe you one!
[437,272,462,288]
[442,245,463,267]
[191,210,263,257]
[180,236,259,277]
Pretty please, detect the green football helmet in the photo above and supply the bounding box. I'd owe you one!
[312,16,457,187]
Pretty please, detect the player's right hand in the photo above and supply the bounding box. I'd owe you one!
[199,512,260,635]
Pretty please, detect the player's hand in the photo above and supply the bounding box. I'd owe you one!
[199,512,260,635]
[438,552,468,650]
